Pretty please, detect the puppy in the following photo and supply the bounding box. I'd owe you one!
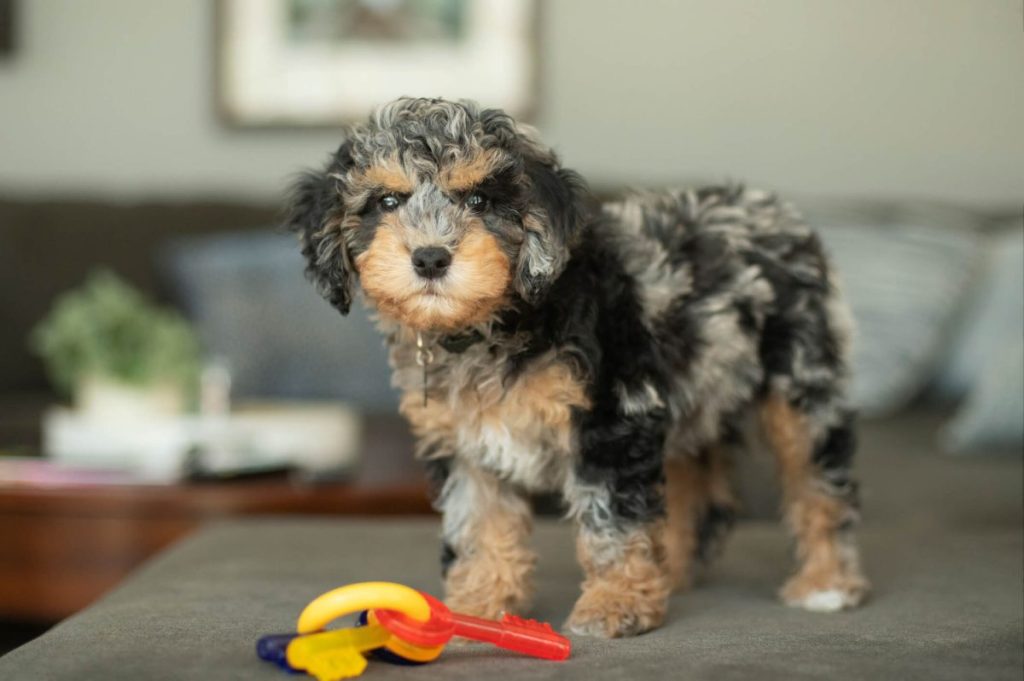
[286,97,868,638]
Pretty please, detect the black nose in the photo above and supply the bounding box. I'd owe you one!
[411,246,452,278]
[411,247,452,279]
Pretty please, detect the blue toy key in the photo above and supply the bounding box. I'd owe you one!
[256,633,302,671]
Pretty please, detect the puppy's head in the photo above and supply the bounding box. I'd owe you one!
[286,98,588,331]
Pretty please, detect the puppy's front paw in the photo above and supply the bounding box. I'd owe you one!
[565,584,667,638]
[780,571,869,612]
[444,557,532,620]
[444,590,509,621]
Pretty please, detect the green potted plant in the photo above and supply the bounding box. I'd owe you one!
[31,270,201,418]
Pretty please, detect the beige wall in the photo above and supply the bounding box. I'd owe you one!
[0,0,1021,206]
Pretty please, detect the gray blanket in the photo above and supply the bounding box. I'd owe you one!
[3,412,1021,680]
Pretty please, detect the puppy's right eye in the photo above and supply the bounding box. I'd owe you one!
[466,192,489,213]
[379,194,401,212]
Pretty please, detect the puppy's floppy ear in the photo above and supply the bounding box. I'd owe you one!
[515,154,590,304]
[285,142,355,315]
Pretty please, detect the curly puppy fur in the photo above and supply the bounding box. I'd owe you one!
[286,98,868,637]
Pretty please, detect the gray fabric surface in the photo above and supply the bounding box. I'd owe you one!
[3,413,1022,680]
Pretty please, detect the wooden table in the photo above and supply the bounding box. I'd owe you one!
[0,415,432,622]
[0,479,432,622]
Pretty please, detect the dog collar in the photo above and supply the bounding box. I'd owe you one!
[414,329,484,407]
[438,330,484,354]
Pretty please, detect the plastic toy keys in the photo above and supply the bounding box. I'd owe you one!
[372,591,571,661]
[256,581,569,680]
[286,625,392,681]
[258,581,442,680]
[296,581,431,634]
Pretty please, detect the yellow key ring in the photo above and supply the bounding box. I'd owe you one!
[296,581,432,634]
[366,609,445,663]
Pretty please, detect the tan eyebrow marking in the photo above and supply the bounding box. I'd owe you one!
[438,148,506,193]
[351,156,416,195]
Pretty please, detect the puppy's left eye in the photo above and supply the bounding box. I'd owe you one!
[379,194,402,212]
[466,192,489,213]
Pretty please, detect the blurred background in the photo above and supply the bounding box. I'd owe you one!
[1,0,1021,653]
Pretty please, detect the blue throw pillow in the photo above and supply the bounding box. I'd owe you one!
[803,201,985,416]
[163,231,398,411]
[940,224,1024,452]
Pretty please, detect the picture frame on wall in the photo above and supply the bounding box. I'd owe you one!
[216,0,538,128]
[0,0,15,58]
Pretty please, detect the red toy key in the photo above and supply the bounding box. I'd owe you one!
[372,592,570,661]
[451,612,569,660]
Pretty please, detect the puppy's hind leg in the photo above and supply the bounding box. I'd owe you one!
[662,446,736,591]
[760,394,869,612]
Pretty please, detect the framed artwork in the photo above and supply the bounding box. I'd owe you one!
[216,0,538,127]
[0,0,15,58]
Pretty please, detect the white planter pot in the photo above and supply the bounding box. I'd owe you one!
[76,376,185,421]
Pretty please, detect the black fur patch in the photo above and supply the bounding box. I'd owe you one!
[814,414,857,470]
[695,503,737,562]
[423,458,451,500]
[550,239,670,527]
[284,142,355,315]
[440,542,457,577]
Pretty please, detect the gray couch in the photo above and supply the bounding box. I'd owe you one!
[2,411,1021,680]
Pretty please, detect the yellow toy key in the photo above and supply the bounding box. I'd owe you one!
[297,581,431,634]
[286,625,392,681]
